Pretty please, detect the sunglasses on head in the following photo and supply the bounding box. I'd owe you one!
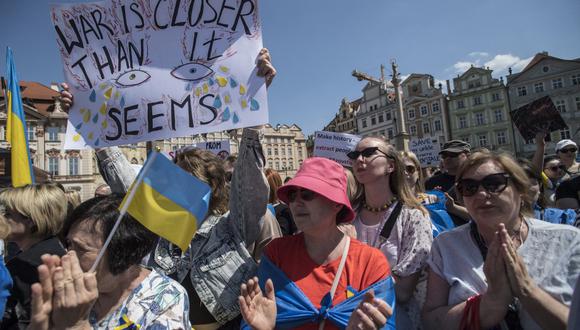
[287,188,318,203]
[456,173,510,197]
[404,165,416,174]
[545,165,566,172]
[559,147,578,154]
[346,147,389,160]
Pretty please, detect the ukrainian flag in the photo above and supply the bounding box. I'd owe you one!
[120,152,211,252]
[5,47,34,187]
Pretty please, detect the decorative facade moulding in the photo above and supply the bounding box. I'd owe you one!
[46,148,61,158]
[64,150,81,159]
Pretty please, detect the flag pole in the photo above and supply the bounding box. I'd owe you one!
[89,152,159,273]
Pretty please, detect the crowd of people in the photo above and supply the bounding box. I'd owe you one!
[0,49,579,330]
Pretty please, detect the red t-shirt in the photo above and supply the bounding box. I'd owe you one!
[265,233,391,330]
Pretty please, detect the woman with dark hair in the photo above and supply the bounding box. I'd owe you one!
[28,194,190,329]
[265,168,297,236]
[348,137,433,329]
[423,152,580,329]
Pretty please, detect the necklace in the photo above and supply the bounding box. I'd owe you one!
[362,197,397,213]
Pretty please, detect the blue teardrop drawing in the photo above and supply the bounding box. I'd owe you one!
[229,77,238,88]
[208,78,215,86]
[94,138,100,146]
[92,114,99,123]
[233,112,240,124]
[250,98,260,111]
[120,96,125,108]
[213,95,222,108]
[186,82,193,91]
[75,122,83,130]
[89,90,96,102]
[222,107,231,121]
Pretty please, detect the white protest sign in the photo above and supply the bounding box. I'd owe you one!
[409,137,441,167]
[51,0,268,149]
[313,131,361,167]
[195,140,231,159]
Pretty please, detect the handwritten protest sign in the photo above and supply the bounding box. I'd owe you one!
[50,0,267,149]
[196,140,231,159]
[409,137,440,167]
[313,131,361,167]
[510,96,567,141]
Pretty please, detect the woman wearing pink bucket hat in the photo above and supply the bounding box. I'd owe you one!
[239,157,396,330]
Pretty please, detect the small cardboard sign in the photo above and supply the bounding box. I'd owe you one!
[313,131,361,167]
[195,140,231,160]
[409,137,441,167]
[510,96,568,140]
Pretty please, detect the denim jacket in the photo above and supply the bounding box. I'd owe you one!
[95,129,270,325]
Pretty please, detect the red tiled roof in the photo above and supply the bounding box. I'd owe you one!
[1,78,59,113]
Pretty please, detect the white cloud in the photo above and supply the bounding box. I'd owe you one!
[484,54,533,75]
[399,74,410,82]
[453,61,475,73]
[469,51,489,58]
[434,79,447,89]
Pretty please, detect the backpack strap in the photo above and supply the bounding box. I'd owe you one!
[379,201,404,240]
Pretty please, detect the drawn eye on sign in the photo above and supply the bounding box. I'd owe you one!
[115,69,151,87]
[171,62,214,81]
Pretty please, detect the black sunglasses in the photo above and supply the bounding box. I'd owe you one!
[456,173,510,197]
[559,147,578,154]
[545,165,566,172]
[404,165,416,174]
[440,152,460,159]
[346,147,389,160]
[287,188,317,203]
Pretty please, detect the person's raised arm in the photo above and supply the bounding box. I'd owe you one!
[532,131,547,174]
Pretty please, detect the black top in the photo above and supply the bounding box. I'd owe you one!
[274,203,297,236]
[2,237,66,329]
[425,172,456,192]
[556,176,580,202]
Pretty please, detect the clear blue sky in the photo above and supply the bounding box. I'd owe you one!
[2,0,580,136]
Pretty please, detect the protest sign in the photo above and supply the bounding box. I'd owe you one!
[510,96,568,141]
[196,140,231,159]
[50,0,268,149]
[409,137,440,167]
[313,131,361,167]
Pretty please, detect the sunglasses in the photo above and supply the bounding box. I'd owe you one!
[545,165,566,172]
[456,173,510,197]
[440,152,460,159]
[346,147,389,160]
[287,188,317,203]
[559,147,578,154]
[404,165,416,174]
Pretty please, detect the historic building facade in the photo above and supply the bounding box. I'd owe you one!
[448,66,515,152]
[323,98,361,134]
[506,52,580,156]
[355,80,398,139]
[401,74,450,145]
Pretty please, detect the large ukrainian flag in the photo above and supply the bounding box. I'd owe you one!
[120,152,211,252]
[5,47,34,187]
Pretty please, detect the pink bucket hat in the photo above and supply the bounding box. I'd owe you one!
[277,157,355,223]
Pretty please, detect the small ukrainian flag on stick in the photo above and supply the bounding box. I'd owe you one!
[90,152,211,272]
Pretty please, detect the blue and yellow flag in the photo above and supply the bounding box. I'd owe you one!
[5,47,34,187]
[120,152,211,252]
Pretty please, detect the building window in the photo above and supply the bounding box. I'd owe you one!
[457,100,465,109]
[572,74,580,86]
[462,136,470,144]
[491,93,501,102]
[552,78,563,89]
[473,96,482,105]
[275,162,279,170]
[494,109,504,122]
[409,125,417,135]
[298,148,303,158]
[478,134,488,147]
[555,100,566,113]
[362,119,367,128]
[49,157,59,175]
[422,122,430,134]
[274,149,278,156]
[459,115,467,129]
[47,127,59,141]
[560,128,571,139]
[475,113,485,125]
[378,114,384,123]
[517,86,527,97]
[288,147,292,156]
[432,102,440,113]
[387,129,394,139]
[26,124,36,141]
[576,97,580,111]
[267,148,272,156]
[281,148,286,156]
[420,105,428,116]
[386,112,392,120]
[371,117,376,125]
[69,157,79,176]
[534,82,544,93]
[434,120,442,131]
[408,109,415,119]
[496,131,507,145]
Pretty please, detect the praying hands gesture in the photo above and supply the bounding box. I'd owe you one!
[28,251,98,330]
[238,277,392,330]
